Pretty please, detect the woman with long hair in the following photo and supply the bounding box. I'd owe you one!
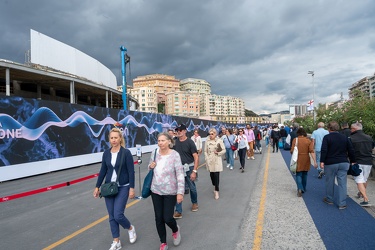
[93,128,137,250]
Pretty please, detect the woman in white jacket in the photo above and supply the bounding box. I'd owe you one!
[204,128,226,199]
[235,129,249,173]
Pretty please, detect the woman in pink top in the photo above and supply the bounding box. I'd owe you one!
[149,132,185,250]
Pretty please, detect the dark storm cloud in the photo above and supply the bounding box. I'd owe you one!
[1,0,375,113]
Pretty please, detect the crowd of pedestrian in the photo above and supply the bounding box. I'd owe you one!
[93,121,373,249]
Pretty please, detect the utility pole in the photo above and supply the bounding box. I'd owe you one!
[120,46,128,110]
[308,71,315,124]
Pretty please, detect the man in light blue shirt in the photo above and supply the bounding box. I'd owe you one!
[311,122,329,178]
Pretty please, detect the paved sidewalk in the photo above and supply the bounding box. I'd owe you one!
[236,146,375,249]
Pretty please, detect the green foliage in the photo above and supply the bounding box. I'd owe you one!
[296,91,375,139]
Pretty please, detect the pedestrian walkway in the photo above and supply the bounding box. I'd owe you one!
[236,146,375,249]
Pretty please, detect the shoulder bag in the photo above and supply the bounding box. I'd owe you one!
[227,135,238,151]
[100,150,125,198]
[290,138,298,173]
[142,149,157,198]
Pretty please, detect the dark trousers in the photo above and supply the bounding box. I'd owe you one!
[272,139,279,152]
[210,172,220,191]
[238,147,247,168]
[151,192,178,244]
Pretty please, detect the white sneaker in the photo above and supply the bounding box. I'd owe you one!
[172,225,181,246]
[226,164,230,168]
[109,240,122,250]
[128,225,137,244]
[247,157,250,160]
[251,156,255,160]
[230,166,233,170]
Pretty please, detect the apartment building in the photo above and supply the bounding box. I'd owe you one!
[349,75,375,99]
[129,74,180,112]
[180,78,211,95]
[200,94,245,116]
[165,91,200,117]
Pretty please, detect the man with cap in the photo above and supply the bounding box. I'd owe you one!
[173,124,199,219]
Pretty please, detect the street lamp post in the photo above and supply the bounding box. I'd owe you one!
[308,71,315,124]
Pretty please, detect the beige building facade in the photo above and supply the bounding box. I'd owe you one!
[165,91,200,117]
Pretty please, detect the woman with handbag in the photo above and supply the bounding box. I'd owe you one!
[290,128,317,197]
[93,128,137,250]
[221,128,236,170]
[148,132,185,250]
[204,128,226,199]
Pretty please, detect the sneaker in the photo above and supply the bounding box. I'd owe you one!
[360,201,371,207]
[323,197,333,205]
[191,203,199,212]
[109,240,122,250]
[241,168,245,173]
[128,225,137,244]
[247,157,250,160]
[173,212,182,219]
[172,225,181,246]
[226,164,230,168]
[297,190,302,197]
[339,205,347,210]
[251,156,255,160]
[229,166,233,170]
[160,243,168,250]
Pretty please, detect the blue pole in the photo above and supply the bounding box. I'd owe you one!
[120,46,127,110]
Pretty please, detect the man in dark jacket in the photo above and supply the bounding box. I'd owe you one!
[350,122,374,206]
[340,122,351,137]
[253,125,262,154]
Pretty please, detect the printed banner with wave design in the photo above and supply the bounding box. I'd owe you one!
[0,96,224,166]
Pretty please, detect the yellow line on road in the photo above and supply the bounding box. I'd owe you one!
[42,199,140,250]
[252,146,270,249]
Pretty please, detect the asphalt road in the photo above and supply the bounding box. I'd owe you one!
[0,150,264,250]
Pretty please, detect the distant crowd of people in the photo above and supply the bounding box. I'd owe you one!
[92,121,373,250]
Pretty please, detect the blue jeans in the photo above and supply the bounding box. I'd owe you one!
[104,185,131,238]
[316,151,322,172]
[225,147,234,166]
[324,162,350,207]
[265,136,269,147]
[175,166,198,213]
[255,140,262,150]
[296,171,308,192]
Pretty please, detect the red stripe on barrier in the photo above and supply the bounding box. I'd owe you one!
[0,173,98,203]
[0,160,140,203]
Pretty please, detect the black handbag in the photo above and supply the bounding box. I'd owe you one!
[142,149,157,198]
[99,150,125,198]
[347,163,362,176]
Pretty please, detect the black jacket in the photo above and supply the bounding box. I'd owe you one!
[321,132,356,165]
[350,130,374,165]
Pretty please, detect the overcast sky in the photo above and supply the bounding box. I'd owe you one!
[1,0,374,114]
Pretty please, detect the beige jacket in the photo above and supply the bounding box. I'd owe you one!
[204,137,226,172]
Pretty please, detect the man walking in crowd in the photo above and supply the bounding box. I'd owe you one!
[253,125,262,154]
[340,122,351,137]
[244,124,255,159]
[290,123,299,146]
[311,122,329,179]
[350,122,374,207]
[271,125,281,153]
[279,126,287,149]
[173,124,199,219]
